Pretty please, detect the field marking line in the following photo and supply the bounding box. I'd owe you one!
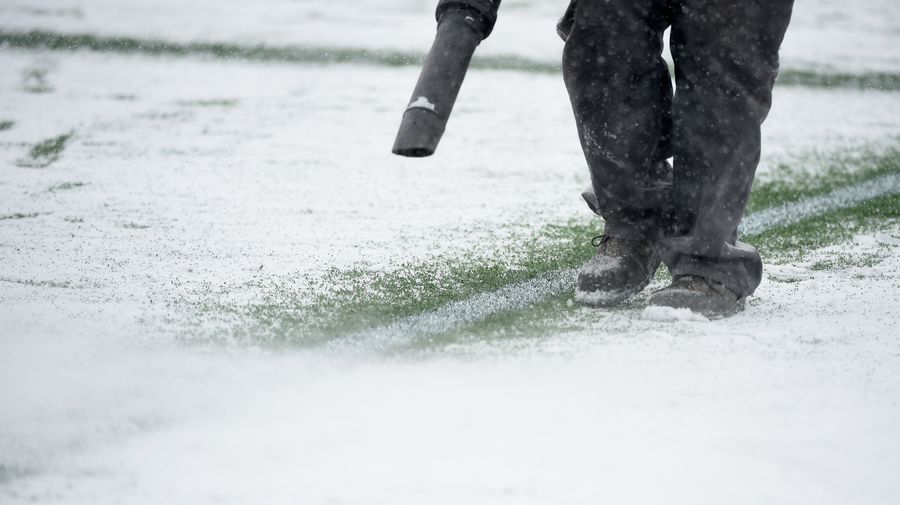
[739,173,900,235]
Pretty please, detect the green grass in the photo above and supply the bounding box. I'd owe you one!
[184,142,900,348]
[21,67,53,93]
[0,276,72,289]
[214,220,599,347]
[0,120,14,131]
[776,69,900,91]
[809,252,885,272]
[47,181,85,192]
[746,143,900,214]
[426,195,900,350]
[748,193,900,262]
[177,99,239,107]
[0,30,424,67]
[0,212,41,221]
[17,132,73,168]
[121,222,151,229]
[2,30,898,91]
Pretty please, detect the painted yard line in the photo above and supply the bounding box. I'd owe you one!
[739,172,900,235]
[1,30,898,90]
[333,173,900,351]
[328,269,577,353]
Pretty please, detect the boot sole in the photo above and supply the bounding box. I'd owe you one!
[647,290,746,319]
[574,275,655,308]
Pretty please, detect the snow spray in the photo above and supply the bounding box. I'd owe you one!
[392,0,500,157]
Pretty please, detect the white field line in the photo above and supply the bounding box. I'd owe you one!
[333,172,900,351]
[329,269,578,353]
[739,172,900,235]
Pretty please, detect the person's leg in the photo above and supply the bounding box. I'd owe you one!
[562,0,673,240]
[562,0,675,306]
[658,0,794,300]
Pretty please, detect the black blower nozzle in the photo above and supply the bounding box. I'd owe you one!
[392,0,501,157]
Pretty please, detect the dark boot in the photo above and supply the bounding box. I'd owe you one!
[647,275,745,318]
[575,235,662,307]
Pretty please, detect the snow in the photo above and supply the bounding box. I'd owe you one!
[2,227,900,504]
[640,305,709,322]
[1,0,899,72]
[1,1,900,504]
[407,95,437,112]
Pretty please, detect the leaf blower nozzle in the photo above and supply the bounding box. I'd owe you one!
[392,0,501,157]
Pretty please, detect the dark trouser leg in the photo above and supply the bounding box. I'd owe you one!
[562,0,673,240]
[661,0,794,296]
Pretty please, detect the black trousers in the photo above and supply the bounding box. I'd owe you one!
[560,0,794,296]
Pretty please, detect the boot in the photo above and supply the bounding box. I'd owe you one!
[575,235,662,306]
[647,274,745,318]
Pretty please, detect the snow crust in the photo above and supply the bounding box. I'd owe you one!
[640,305,709,322]
[2,228,899,504]
[1,1,899,504]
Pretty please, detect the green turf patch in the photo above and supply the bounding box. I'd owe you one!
[21,66,54,93]
[0,212,41,221]
[183,142,900,349]
[426,195,900,350]
[17,131,73,168]
[777,69,899,91]
[809,252,886,272]
[47,181,85,192]
[121,222,151,229]
[2,30,898,91]
[0,30,423,67]
[205,219,599,347]
[0,276,73,289]
[177,99,239,107]
[746,143,900,214]
[748,193,900,262]
[0,120,14,131]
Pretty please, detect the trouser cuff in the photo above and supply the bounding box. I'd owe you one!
[667,254,760,298]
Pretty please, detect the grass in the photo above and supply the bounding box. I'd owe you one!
[776,69,899,91]
[423,194,900,351]
[216,220,598,346]
[177,99,239,107]
[746,143,900,214]
[748,193,900,263]
[809,252,886,272]
[2,30,899,91]
[0,120,14,131]
[47,181,85,192]
[0,30,424,67]
[184,143,900,348]
[21,67,53,93]
[17,132,73,168]
[121,222,151,229]
[0,277,72,289]
[0,212,41,221]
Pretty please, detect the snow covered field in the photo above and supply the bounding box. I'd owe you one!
[2,0,899,72]
[1,1,899,504]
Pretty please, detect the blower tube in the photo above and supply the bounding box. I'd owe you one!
[392,0,501,157]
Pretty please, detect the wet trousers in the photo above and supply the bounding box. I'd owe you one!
[559,0,794,296]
